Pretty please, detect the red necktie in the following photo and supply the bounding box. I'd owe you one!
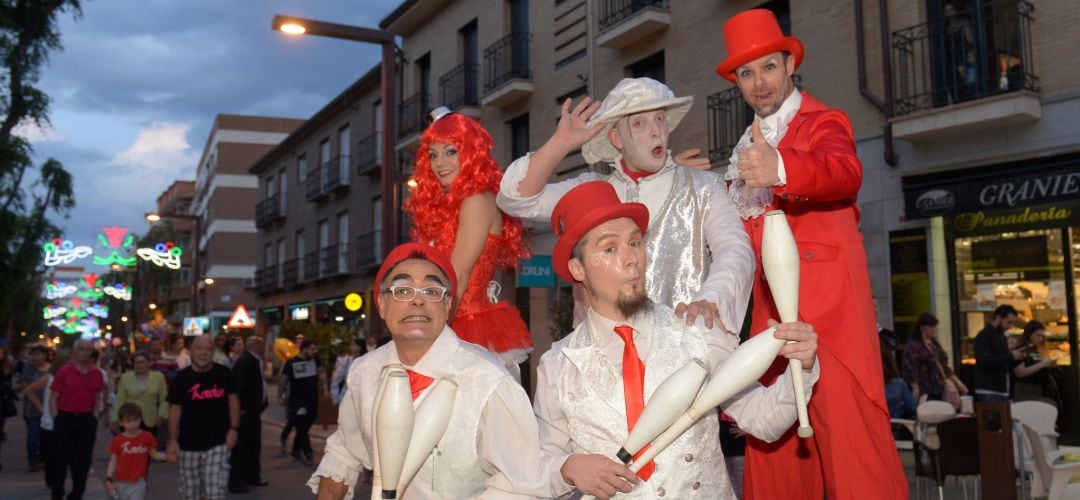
[406,370,434,401]
[613,325,655,480]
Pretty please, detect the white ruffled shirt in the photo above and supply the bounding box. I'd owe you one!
[724,88,803,219]
[307,327,547,499]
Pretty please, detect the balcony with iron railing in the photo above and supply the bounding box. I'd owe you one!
[356,133,381,177]
[324,155,351,192]
[482,32,533,108]
[303,251,320,282]
[596,0,670,49]
[305,164,329,201]
[355,230,382,270]
[282,258,298,288]
[317,244,349,278]
[890,1,1039,140]
[256,265,278,294]
[255,193,284,227]
[397,93,432,145]
[440,63,480,111]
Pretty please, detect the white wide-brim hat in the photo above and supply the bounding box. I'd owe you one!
[582,77,694,165]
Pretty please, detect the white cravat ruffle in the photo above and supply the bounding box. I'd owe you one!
[724,89,803,220]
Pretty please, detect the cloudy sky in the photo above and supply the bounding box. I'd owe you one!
[26,0,399,258]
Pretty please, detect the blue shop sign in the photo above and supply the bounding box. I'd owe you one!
[517,255,556,288]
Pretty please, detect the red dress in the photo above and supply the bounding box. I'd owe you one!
[741,93,907,500]
[446,233,533,365]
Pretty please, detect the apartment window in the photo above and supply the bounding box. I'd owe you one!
[318,220,329,277]
[373,101,383,164]
[337,212,349,273]
[417,53,432,110]
[339,125,350,159]
[278,167,287,212]
[264,243,274,267]
[277,238,286,285]
[265,175,275,198]
[627,51,665,83]
[297,154,307,183]
[509,114,530,160]
[319,139,331,190]
[296,230,305,280]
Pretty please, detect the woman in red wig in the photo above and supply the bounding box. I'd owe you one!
[405,108,532,378]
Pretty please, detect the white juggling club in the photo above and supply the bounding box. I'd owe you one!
[762,210,813,438]
[625,326,788,471]
[375,367,414,499]
[369,367,390,500]
[580,358,709,500]
[396,377,458,497]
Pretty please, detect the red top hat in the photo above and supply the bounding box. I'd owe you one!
[715,9,804,83]
[551,181,649,283]
[374,242,458,312]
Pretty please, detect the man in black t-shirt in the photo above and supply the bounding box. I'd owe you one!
[166,335,239,499]
[279,340,323,465]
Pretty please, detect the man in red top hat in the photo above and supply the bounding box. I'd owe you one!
[714,8,907,500]
[534,181,819,499]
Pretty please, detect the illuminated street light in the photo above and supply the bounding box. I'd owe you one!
[204,278,215,285]
[145,213,161,223]
[279,22,306,34]
[148,303,157,310]
[406,178,418,189]
[121,316,129,322]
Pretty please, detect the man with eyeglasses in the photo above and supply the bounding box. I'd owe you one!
[308,243,547,499]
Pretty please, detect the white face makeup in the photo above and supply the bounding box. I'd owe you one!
[610,110,669,173]
[735,52,796,117]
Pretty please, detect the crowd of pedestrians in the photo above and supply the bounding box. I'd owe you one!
[0,331,335,499]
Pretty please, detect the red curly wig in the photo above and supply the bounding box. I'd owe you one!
[405,113,529,269]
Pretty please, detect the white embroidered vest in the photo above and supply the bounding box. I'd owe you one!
[545,305,734,498]
[609,166,721,308]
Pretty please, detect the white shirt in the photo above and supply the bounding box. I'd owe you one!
[534,306,819,497]
[497,155,754,335]
[308,327,547,499]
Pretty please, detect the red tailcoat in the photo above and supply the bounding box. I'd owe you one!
[742,93,907,499]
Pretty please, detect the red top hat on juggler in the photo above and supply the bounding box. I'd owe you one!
[550,181,649,283]
[715,9,804,82]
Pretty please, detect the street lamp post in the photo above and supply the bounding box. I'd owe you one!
[272,14,399,259]
[146,212,202,316]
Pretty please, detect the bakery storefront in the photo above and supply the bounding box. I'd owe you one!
[902,153,1080,443]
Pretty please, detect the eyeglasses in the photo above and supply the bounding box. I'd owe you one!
[382,285,448,302]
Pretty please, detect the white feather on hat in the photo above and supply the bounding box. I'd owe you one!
[581,77,693,165]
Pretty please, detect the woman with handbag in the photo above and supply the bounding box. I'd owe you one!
[903,313,968,408]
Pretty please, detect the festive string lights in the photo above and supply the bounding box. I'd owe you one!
[103,283,132,301]
[42,238,93,266]
[136,241,183,269]
[45,282,78,299]
[42,305,67,320]
[93,226,137,267]
[85,303,109,318]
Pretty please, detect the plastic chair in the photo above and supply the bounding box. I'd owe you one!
[1013,400,1060,497]
[1021,423,1080,500]
[911,400,958,500]
[928,417,981,500]
[892,418,916,450]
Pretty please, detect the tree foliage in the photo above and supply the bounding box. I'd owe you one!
[0,0,83,339]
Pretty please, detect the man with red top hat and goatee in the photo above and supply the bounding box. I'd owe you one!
[533,181,819,499]
[307,243,547,499]
[715,9,907,500]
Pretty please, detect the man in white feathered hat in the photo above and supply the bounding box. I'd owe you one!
[497,78,754,336]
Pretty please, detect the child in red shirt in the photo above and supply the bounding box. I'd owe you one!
[106,403,166,499]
